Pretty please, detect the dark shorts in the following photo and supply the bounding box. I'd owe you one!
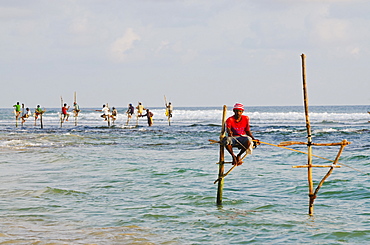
[221,136,250,149]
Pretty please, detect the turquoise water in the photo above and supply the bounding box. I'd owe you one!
[0,106,369,244]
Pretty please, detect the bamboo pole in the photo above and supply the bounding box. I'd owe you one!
[164,95,171,126]
[40,112,44,129]
[216,105,227,205]
[21,104,24,127]
[293,165,341,168]
[60,96,63,128]
[126,116,130,126]
[215,164,236,184]
[312,140,348,198]
[214,141,251,184]
[211,139,354,170]
[279,141,351,147]
[107,103,110,127]
[74,92,78,126]
[301,53,315,215]
[15,109,18,127]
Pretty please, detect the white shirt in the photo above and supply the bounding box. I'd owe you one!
[102,107,109,115]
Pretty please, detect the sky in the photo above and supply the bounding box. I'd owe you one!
[1,0,370,108]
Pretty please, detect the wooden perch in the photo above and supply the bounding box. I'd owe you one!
[293,165,341,168]
[213,149,250,184]
[209,139,220,144]
[279,140,351,147]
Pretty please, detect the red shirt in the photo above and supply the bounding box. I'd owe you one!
[226,115,250,136]
[62,107,68,114]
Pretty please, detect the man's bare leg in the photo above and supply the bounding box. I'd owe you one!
[236,140,251,165]
[225,145,238,165]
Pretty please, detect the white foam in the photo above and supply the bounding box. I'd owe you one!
[0,107,369,127]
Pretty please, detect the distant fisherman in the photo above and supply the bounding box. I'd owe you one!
[136,102,144,117]
[96,104,110,121]
[141,109,153,126]
[21,108,32,123]
[166,102,173,118]
[62,103,70,122]
[73,102,80,117]
[111,107,118,122]
[126,104,135,118]
[35,105,44,119]
[221,103,259,166]
[13,102,21,119]
[34,105,45,125]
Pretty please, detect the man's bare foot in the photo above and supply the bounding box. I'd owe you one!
[231,156,238,165]
[235,155,244,166]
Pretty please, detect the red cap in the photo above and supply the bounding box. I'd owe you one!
[233,103,244,111]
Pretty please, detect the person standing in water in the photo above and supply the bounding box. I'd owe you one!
[141,109,154,126]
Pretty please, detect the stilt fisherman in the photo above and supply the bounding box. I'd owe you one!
[221,103,259,165]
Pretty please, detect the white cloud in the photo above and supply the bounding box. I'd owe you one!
[1,0,370,107]
[69,17,89,34]
[0,6,32,19]
[311,18,349,44]
[155,41,170,53]
[350,47,360,55]
[181,48,198,63]
[110,28,141,62]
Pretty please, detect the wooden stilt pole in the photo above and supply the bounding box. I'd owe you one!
[40,112,44,129]
[164,95,171,126]
[15,111,18,128]
[214,146,251,184]
[126,108,130,126]
[21,104,24,127]
[60,96,63,128]
[107,103,110,127]
[313,140,348,198]
[216,105,227,205]
[74,92,78,126]
[292,55,352,214]
[301,53,315,215]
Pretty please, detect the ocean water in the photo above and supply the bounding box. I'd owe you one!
[0,105,369,244]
